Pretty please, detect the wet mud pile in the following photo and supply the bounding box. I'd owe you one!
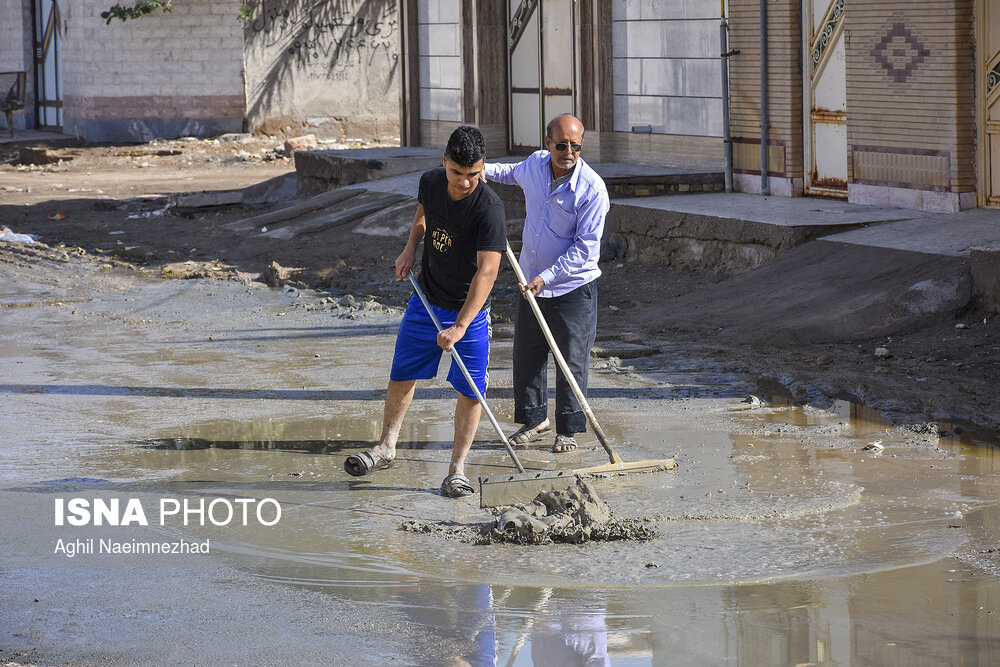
[402,479,657,546]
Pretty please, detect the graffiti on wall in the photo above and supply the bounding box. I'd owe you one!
[249,0,397,77]
[243,0,400,136]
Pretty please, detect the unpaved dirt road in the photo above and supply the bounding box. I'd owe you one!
[3,134,1000,664]
[2,136,997,435]
[3,209,1000,664]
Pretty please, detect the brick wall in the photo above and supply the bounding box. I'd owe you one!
[728,0,804,193]
[0,0,33,130]
[62,0,245,140]
[0,0,28,71]
[728,0,976,209]
[846,1,975,197]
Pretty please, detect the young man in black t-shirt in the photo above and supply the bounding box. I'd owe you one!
[344,126,507,498]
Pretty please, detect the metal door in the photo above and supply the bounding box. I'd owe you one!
[507,0,576,153]
[33,0,63,129]
[980,0,1000,206]
[803,0,847,196]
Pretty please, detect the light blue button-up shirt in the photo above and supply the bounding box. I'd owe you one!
[484,151,609,298]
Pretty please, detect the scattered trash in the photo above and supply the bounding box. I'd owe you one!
[863,440,884,453]
[127,203,173,219]
[874,347,891,359]
[955,323,968,329]
[0,227,38,243]
[47,212,66,221]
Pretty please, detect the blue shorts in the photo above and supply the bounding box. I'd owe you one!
[390,294,492,400]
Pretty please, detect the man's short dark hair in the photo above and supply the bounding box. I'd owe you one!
[445,125,487,167]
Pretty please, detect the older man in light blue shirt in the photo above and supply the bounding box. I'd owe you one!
[484,113,610,453]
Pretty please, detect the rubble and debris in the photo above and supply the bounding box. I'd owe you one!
[283,134,319,156]
[160,260,239,280]
[402,478,658,546]
[262,260,308,289]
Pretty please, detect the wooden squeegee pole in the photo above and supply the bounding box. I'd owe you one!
[504,243,622,465]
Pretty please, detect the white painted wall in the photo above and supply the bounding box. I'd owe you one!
[612,0,723,137]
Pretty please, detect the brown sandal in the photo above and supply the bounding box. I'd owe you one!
[507,419,551,446]
[552,434,578,453]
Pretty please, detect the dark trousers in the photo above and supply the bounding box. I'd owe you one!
[513,280,597,434]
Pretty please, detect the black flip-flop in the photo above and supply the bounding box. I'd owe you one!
[344,448,395,477]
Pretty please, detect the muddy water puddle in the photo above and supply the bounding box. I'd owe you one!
[5,269,1000,663]
[63,404,1000,663]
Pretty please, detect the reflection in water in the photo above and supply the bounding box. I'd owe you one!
[399,570,1000,665]
[397,584,612,667]
[528,591,611,667]
[89,400,1000,664]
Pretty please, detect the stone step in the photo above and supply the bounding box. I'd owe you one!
[261,190,409,241]
[225,188,364,233]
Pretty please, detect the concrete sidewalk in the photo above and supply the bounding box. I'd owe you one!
[309,147,999,260]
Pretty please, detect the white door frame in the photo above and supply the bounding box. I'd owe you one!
[802,0,848,197]
[506,0,577,153]
[977,0,1000,207]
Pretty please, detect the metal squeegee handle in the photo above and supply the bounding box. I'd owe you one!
[406,272,525,473]
[504,243,622,465]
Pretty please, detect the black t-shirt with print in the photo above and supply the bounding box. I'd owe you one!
[417,167,506,311]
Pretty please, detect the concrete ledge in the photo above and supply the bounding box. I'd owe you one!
[848,183,977,213]
[62,117,243,143]
[605,203,860,274]
[489,183,877,276]
[294,147,441,196]
[971,246,1000,314]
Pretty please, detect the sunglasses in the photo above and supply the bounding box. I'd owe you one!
[551,141,582,152]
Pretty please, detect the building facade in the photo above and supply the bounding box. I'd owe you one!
[401,0,725,169]
[728,0,983,212]
[3,1,998,212]
[401,0,1000,212]
[0,0,400,142]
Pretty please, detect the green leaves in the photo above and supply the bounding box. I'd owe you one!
[100,1,173,24]
[99,1,256,24]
